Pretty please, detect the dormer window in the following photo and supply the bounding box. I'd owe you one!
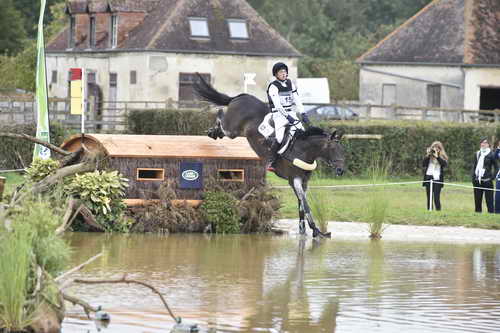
[189,17,209,38]
[110,15,118,48]
[227,19,249,39]
[89,16,96,48]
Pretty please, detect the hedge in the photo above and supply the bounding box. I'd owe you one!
[128,109,217,135]
[127,110,500,180]
[0,122,68,170]
[321,120,500,180]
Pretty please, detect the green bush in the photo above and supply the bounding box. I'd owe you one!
[0,122,68,170]
[127,109,217,135]
[25,157,60,182]
[201,191,240,234]
[64,170,130,232]
[320,120,500,180]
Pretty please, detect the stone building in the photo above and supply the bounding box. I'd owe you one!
[46,0,301,107]
[357,0,500,114]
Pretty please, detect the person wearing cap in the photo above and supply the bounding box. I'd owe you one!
[265,62,309,171]
[472,138,496,213]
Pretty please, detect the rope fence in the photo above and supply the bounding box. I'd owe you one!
[272,179,500,212]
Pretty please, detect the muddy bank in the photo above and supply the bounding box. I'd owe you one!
[275,219,500,244]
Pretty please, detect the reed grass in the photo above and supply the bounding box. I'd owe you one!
[0,225,36,331]
[308,190,330,232]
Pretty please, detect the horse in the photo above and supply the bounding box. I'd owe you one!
[194,75,345,238]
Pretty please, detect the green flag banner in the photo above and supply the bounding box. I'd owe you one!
[33,0,51,160]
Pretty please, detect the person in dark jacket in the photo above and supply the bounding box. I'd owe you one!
[472,138,496,213]
[493,141,500,213]
[422,141,448,210]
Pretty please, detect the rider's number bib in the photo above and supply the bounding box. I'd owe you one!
[279,92,294,108]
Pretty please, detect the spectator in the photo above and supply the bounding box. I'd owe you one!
[472,138,495,213]
[494,141,500,213]
[422,141,448,211]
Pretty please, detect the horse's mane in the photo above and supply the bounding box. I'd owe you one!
[296,126,327,140]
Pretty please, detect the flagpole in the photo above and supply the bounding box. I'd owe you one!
[33,0,51,160]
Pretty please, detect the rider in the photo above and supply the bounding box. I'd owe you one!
[265,62,309,171]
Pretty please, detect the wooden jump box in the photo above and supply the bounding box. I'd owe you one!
[61,134,266,205]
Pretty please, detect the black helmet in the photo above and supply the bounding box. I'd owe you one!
[272,62,288,76]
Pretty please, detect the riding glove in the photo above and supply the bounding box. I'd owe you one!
[286,115,295,124]
[302,113,310,124]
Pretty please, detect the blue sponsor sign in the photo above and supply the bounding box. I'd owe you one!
[180,162,203,189]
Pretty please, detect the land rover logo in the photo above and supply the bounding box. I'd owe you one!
[182,170,199,181]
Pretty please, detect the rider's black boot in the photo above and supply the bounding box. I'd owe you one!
[266,138,280,172]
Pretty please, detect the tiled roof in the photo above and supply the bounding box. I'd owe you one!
[358,0,500,66]
[48,0,301,57]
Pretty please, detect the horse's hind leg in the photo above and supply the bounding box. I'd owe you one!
[207,109,226,140]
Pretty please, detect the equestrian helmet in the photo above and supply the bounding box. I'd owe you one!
[272,62,288,76]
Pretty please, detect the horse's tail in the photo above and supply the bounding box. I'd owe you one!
[193,73,233,106]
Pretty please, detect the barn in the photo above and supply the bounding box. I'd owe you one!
[61,134,266,204]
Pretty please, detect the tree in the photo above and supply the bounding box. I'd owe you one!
[13,0,65,39]
[0,0,27,55]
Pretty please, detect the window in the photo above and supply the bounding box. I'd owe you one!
[130,70,137,85]
[382,84,396,105]
[69,16,76,48]
[227,19,249,39]
[110,15,118,48]
[87,71,96,84]
[427,84,441,107]
[89,16,96,48]
[189,17,209,37]
[218,169,244,182]
[67,71,72,98]
[178,73,211,106]
[137,168,164,181]
[51,70,57,84]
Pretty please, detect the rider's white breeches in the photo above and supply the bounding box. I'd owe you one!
[272,111,303,143]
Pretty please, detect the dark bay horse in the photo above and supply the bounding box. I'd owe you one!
[194,76,345,238]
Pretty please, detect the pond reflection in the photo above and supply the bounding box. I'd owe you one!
[62,233,500,333]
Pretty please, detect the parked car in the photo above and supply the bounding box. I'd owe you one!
[305,105,359,121]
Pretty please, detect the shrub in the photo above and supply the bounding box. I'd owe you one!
[25,157,60,182]
[64,170,130,232]
[200,191,240,234]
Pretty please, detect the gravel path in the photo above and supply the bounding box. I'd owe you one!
[275,219,500,244]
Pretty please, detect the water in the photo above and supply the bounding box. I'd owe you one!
[62,233,500,333]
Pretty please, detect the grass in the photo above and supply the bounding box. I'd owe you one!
[0,225,36,331]
[267,172,500,230]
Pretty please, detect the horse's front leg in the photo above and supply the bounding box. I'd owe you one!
[292,177,331,238]
[297,199,306,235]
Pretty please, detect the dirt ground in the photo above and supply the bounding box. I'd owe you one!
[275,219,500,244]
